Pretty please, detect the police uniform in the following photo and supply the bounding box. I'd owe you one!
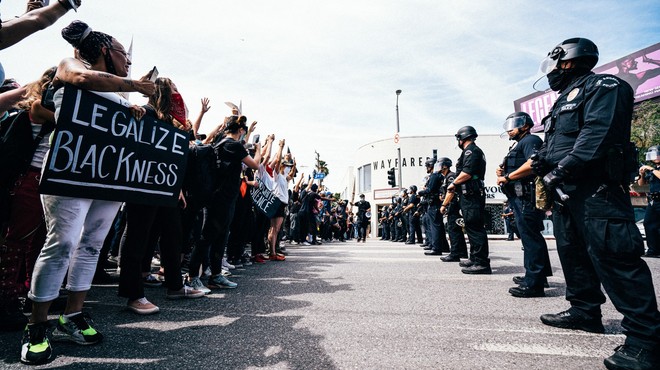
[643,165,660,256]
[441,170,468,260]
[406,190,423,244]
[455,142,489,267]
[420,171,450,253]
[502,133,552,290]
[539,71,660,352]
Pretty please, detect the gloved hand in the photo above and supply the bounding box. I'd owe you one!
[530,153,551,176]
[543,166,568,188]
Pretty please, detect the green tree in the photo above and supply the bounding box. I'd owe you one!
[631,99,660,161]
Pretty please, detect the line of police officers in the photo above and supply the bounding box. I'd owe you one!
[378,37,660,370]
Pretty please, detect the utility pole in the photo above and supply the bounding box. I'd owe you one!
[395,90,403,191]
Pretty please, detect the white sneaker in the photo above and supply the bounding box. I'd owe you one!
[302,242,311,246]
[221,258,235,270]
[221,268,232,277]
[127,297,160,315]
[188,277,211,294]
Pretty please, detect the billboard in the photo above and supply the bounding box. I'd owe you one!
[514,42,660,129]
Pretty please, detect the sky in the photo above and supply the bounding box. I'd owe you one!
[2,0,659,191]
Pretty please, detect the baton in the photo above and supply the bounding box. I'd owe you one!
[555,187,569,201]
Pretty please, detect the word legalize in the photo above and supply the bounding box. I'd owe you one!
[250,176,282,218]
[40,85,189,207]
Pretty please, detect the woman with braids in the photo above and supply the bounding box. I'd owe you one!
[21,20,154,365]
[118,77,204,316]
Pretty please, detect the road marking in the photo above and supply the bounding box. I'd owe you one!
[475,342,610,357]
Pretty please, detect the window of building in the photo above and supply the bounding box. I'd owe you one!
[358,164,371,193]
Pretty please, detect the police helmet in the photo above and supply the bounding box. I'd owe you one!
[503,112,534,132]
[437,157,452,168]
[455,126,478,141]
[409,185,417,193]
[539,37,599,74]
[425,157,437,168]
[646,145,660,161]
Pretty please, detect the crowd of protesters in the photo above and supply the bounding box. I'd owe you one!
[0,7,365,365]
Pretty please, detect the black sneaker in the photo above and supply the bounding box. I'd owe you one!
[440,255,461,262]
[459,259,475,268]
[52,312,103,345]
[509,285,545,298]
[604,344,659,370]
[540,309,604,333]
[512,276,550,288]
[20,322,53,365]
[461,264,492,274]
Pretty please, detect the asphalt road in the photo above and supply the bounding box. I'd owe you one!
[1,237,659,369]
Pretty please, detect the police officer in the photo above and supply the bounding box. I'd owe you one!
[354,194,371,242]
[379,206,391,241]
[439,157,468,262]
[530,38,660,370]
[399,190,410,242]
[420,158,450,255]
[446,126,490,274]
[404,185,423,244]
[496,112,552,298]
[638,145,660,258]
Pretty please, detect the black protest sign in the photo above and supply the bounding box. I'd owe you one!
[250,176,282,218]
[40,84,189,207]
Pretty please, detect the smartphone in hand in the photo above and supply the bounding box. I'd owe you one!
[253,134,260,144]
[147,66,159,82]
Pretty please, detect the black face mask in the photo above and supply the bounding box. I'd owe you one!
[547,67,590,92]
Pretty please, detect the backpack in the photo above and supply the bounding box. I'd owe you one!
[184,144,218,207]
[0,110,54,226]
[0,110,54,189]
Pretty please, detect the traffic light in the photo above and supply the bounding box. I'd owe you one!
[387,168,396,187]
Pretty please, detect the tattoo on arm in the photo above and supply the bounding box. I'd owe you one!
[98,72,114,79]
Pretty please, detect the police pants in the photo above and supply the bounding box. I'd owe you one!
[510,196,551,289]
[459,192,489,266]
[643,199,660,254]
[408,214,423,243]
[428,205,449,252]
[446,208,467,257]
[554,182,660,350]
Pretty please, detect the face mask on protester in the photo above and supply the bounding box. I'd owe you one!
[284,166,292,177]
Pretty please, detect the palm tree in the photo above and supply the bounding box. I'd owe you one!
[315,151,330,186]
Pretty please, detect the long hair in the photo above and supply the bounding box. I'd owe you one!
[147,77,175,124]
[17,66,56,111]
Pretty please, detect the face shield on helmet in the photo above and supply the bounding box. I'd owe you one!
[646,146,660,161]
[533,38,599,91]
[500,113,533,139]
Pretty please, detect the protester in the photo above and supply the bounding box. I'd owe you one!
[186,115,261,291]
[117,77,204,316]
[21,20,155,365]
[0,67,56,331]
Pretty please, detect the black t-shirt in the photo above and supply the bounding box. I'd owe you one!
[456,142,486,180]
[216,137,248,198]
[300,190,320,214]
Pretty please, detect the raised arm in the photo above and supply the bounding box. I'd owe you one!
[54,57,154,95]
[0,0,80,50]
[191,97,210,137]
[270,139,285,172]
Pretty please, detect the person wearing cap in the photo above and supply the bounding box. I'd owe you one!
[447,126,491,274]
[529,38,660,370]
[638,145,660,258]
[353,194,371,242]
[496,112,552,298]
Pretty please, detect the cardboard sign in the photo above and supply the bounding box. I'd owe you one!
[40,85,189,207]
[250,176,282,218]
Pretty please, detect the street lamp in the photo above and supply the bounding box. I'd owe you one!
[395,90,403,191]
